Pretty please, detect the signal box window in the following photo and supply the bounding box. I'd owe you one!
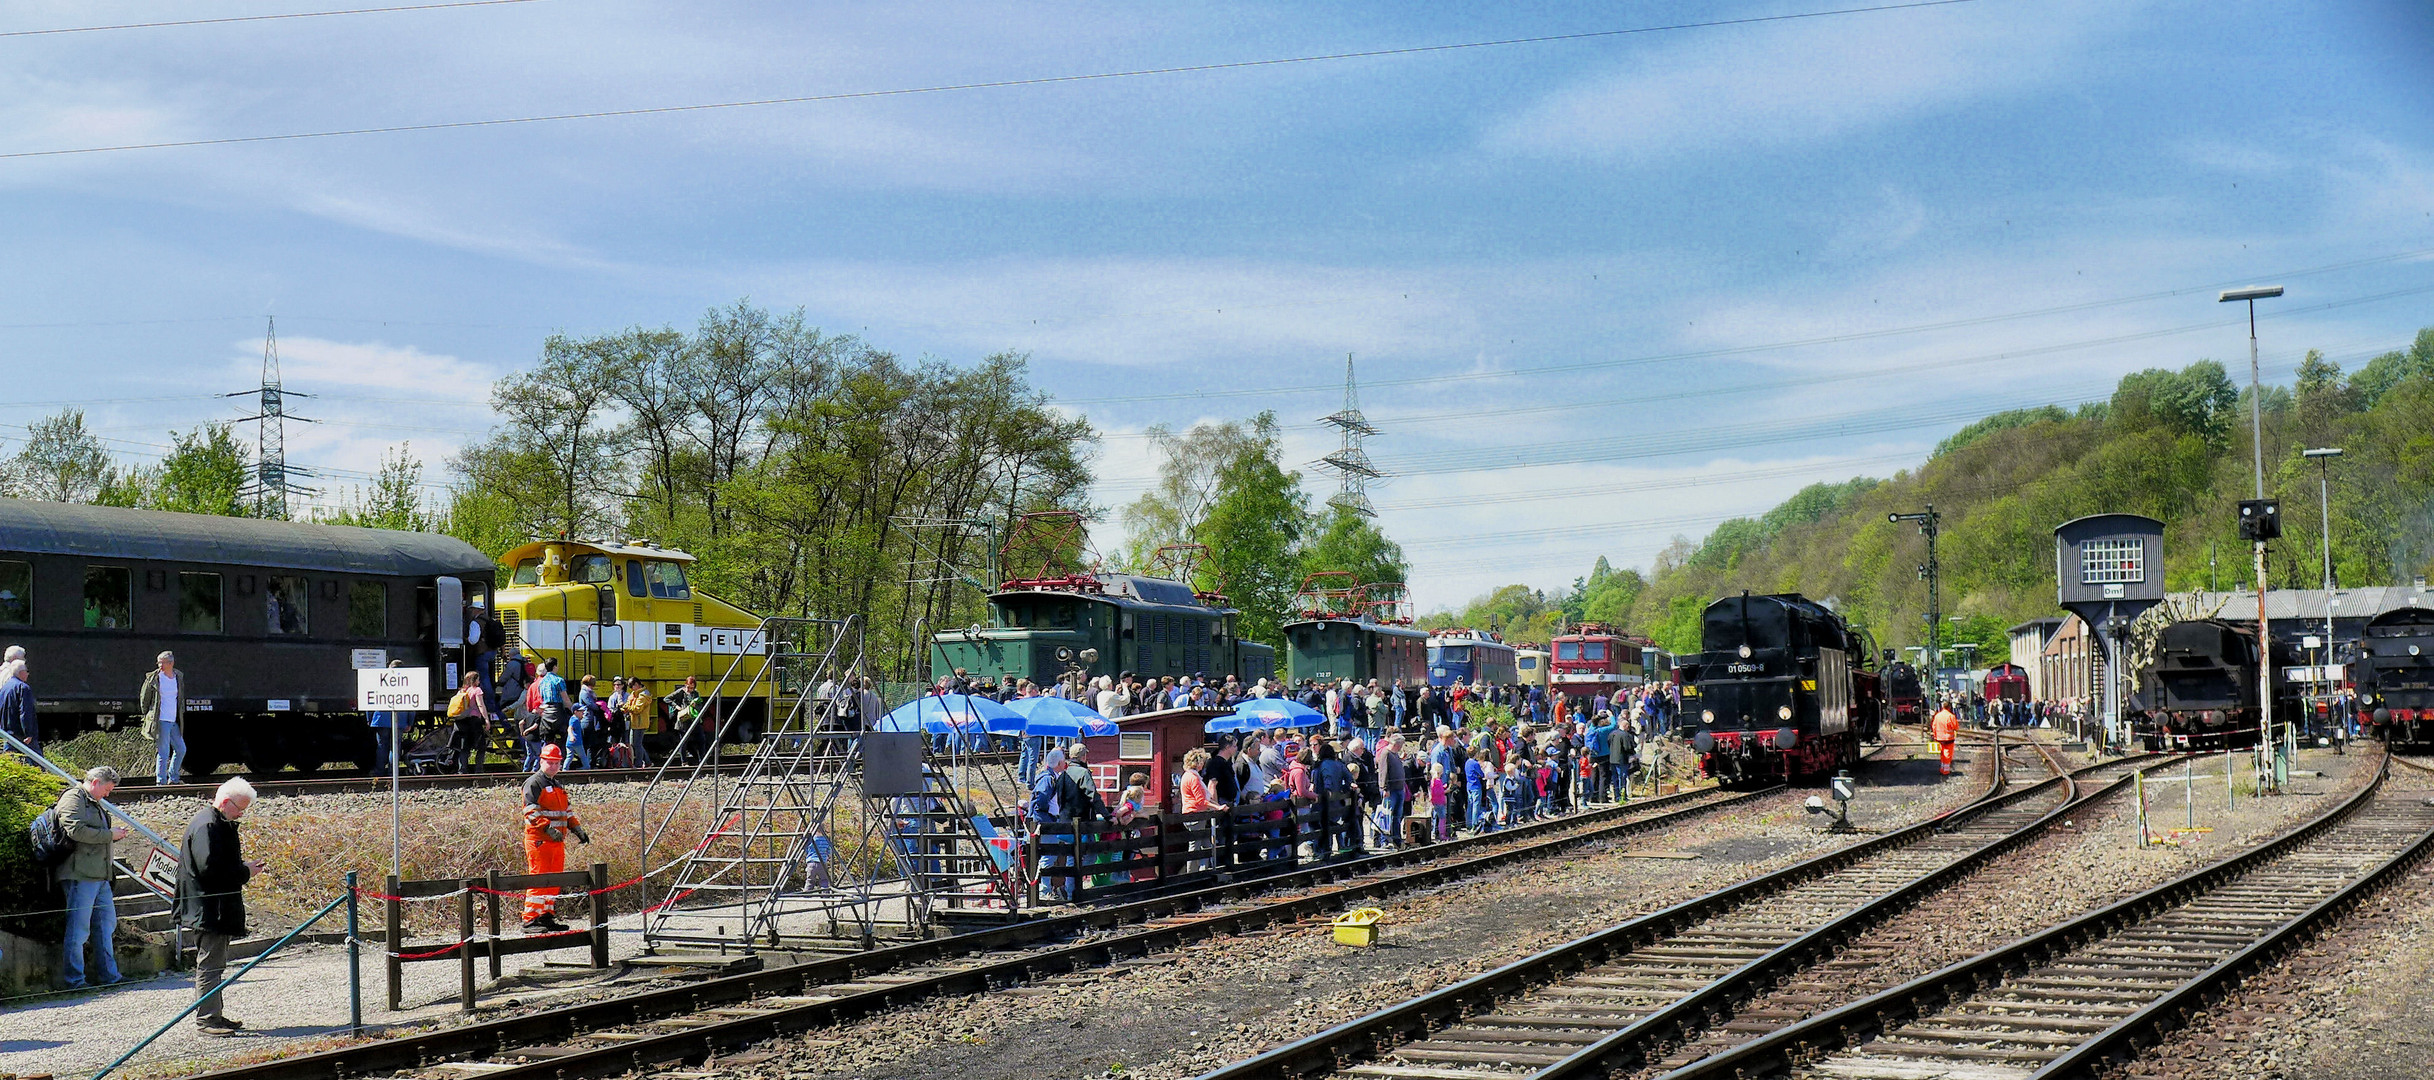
[2081,538,2144,585]
[646,560,691,599]
[349,581,386,638]
[0,560,28,627]
[83,565,132,630]
[266,575,310,635]
[179,572,223,633]
[570,555,615,585]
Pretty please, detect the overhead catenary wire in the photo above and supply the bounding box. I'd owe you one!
[0,0,550,40]
[0,1,1985,160]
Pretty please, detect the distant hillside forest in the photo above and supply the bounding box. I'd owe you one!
[1423,325,2434,665]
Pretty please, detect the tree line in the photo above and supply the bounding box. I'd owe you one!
[1427,323,2434,666]
[3,300,1421,682]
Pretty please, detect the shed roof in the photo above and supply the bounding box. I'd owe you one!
[0,498,495,578]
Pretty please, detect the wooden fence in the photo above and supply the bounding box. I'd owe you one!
[1031,792,1368,905]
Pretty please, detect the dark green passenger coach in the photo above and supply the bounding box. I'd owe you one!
[930,573,1276,689]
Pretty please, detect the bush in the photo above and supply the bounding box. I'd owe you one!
[44,729,156,781]
[0,756,70,940]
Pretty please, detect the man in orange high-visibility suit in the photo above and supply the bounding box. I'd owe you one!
[521,743,590,932]
[1929,702,1961,776]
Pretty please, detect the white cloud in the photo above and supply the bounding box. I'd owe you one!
[1483,1,2125,160]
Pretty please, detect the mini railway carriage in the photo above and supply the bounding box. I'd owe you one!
[2135,619,2301,750]
[1426,628,1517,688]
[0,498,495,773]
[930,573,1276,690]
[1283,613,1426,687]
[2346,606,2434,748]
[494,537,773,745]
[1679,592,1873,782]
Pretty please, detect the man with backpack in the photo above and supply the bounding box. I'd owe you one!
[50,766,130,989]
[1030,747,1092,901]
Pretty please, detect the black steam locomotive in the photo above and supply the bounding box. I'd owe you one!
[1882,659,1925,723]
[2135,619,2301,750]
[2349,606,2434,748]
[1678,592,1881,782]
[0,498,497,774]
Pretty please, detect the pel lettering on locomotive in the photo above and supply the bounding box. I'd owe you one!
[1679,591,1886,783]
[0,497,498,774]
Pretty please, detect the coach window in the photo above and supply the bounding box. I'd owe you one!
[83,565,132,630]
[266,574,310,635]
[349,582,386,638]
[0,561,28,627]
[178,572,223,633]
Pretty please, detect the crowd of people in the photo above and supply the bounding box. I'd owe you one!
[1007,673,1689,900]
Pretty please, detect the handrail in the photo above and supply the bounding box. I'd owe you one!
[91,889,352,1080]
[2,730,176,904]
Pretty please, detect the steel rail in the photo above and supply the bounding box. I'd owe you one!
[1530,745,2186,1080]
[189,777,1771,1080]
[1193,733,2059,1080]
[107,763,753,801]
[1659,748,2424,1080]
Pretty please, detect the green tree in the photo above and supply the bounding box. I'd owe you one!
[1192,413,1309,647]
[1298,505,1407,593]
[322,445,434,531]
[146,423,252,516]
[3,409,114,503]
[1120,419,1274,571]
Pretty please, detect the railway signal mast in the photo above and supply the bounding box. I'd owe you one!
[2223,285,2285,789]
[228,317,318,519]
[1890,506,1941,696]
[1317,354,1382,517]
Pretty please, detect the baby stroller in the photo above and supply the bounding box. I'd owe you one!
[399,721,459,775]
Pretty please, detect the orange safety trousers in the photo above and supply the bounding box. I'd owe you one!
[523,831,566,922]
[1937,740,1955,771]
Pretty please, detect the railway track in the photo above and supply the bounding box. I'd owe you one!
[1666,748,2434,1080]
[108,762,753,800]
[193,759,1805,1080]
[108,750,1022,800]
[1203,736,2179,1080]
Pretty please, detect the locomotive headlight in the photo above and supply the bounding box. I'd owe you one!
[1778,705,1793,720]
[2413,646,2421,657]
[1701,709,1715,723]
[1739,645,1753,659]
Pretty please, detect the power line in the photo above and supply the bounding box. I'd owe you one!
[0,0,1982,160]
[0,0,549,40]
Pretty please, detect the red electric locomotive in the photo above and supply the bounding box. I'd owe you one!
[1548,622,1643,706]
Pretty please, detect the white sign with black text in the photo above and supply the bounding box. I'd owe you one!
[357,667,429,712]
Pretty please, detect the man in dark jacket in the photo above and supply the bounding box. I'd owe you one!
[177,777,265,1035]
[0,655,34,755]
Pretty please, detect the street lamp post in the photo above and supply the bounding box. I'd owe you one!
[2222,285,2284,787]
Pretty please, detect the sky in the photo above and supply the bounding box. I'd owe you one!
[3,0,2432,611]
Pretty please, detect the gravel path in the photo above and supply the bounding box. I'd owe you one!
[707,738,1994,1080]
[2112,750,2434,1080]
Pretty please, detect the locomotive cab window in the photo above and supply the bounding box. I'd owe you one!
[178,572,222,633]
[646,560,690,599]
[626,559,648,598]
[0,560,28,627]
[83,565,132,630]
[266,575,310,635]
[349,581,386,638]
[570,554,615,585]
[511,559,542,586]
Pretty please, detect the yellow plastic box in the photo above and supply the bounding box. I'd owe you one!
[1332,907,1383,947]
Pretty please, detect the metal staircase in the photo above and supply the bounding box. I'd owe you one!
[636,618,1024,950]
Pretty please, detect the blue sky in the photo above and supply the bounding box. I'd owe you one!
[3,0,2432,609]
